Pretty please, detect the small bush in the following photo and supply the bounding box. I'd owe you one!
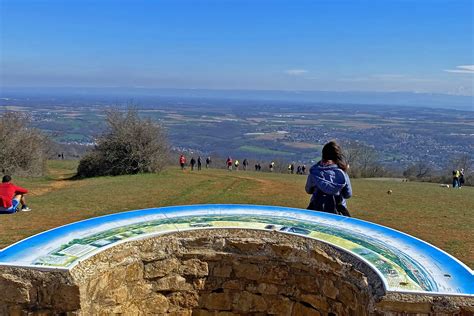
[0,112,51,176]
[76,109,169,178]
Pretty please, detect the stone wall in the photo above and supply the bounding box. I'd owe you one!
[1,229,473,315]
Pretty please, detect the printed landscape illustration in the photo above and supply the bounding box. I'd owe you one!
[0,205,472,296]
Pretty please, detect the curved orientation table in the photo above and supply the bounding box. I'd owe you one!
[0,204,472,296]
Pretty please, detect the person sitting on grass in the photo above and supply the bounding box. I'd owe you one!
[0,175,31,214]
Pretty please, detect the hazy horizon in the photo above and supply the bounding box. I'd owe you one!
[1,86,472,111]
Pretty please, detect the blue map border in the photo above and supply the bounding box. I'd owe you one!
[0,204,472,296]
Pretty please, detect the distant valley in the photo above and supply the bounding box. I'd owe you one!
[1,90,473,171]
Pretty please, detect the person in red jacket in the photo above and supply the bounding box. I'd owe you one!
[0,175,31,213]
[179,154,187,170]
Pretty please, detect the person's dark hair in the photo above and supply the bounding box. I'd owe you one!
[322,141,348,171]
[2,175,12,183]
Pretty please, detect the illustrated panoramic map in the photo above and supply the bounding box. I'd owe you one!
[0,204,472,296]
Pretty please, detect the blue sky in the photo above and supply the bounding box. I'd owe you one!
[1,0,473,95]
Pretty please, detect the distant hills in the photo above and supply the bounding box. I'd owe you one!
[1,87,472,111]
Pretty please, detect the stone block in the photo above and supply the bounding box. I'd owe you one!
[233,291,267,312]
[110,286,129,303]
[152,275,193,292]
[0,273,31,304]
[193,278,207,290]
[181,259,209,277]
[265,295,294,315]
[338,285,357,309]
[256,283,279,295]
[321,279,338,300]
[222,280,243,290]
[144,258,180,279]
[142,293,170,313]
[260,264,289,284]
[270,243,296,257]
[294,275,319,293]
[212,264,233,278]
[200,292,232,310]
[51,284,80,311]
[168,291,199,308]
[125,261,144,281]
[226,238,266,253]
[167,307,193,316]
[299,294,329,311]
[292,302,321,316]
[376,300,432,313]
[233,262,261,281]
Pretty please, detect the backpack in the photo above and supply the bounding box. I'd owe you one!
[308,192,351,217]
[307,168,351,217]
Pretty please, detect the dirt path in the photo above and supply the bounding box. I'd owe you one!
[31,167,80,196]
[33,180,71,196]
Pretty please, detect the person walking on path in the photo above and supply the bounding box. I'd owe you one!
[197,156,202,171]
[226,157,233,171]
[305,141,352,217]
[269,161,275,172]
[190,157,196,171]
[234,160,240,170]
[206,156,211,169]
[459,168,465,188]
[0,175,31,214]
[243,159,248,171]
[302,165,307,174]
[452,169,460,188]
[179,154,186,170]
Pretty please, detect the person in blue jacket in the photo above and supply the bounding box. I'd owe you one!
[305,141,352,216]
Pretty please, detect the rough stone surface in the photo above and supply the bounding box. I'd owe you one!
[0,228,473,315]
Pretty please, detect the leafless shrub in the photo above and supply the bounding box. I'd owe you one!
[76,108,169,178]
[344,141,386,178]
[403,161,433,180]
[0,112,51,176]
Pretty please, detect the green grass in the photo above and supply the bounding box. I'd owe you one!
[1,160,473,268]
[238,145,295,156]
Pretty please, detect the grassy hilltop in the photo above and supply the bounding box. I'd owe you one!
[1,160,473,268]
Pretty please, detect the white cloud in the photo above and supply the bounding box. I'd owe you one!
[285,69,309,76]
[444,65,474,74]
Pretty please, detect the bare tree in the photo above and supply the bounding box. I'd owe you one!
[403,161,433,180]
[344,141,384,178]
[0,112,51,176]
[76,108,169,178]
[450,153,472,174]
[449,153,473,185]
